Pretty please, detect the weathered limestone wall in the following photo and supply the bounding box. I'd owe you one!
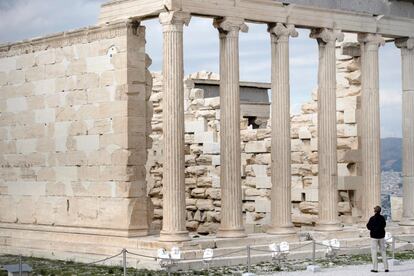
[146,44,362,234]
[0,22,152,237]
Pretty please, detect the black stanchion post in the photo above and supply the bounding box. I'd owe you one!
[123,249,127,276]
[392,237,396,260]
[19,254,22,276]
[247,245,251,273]
[312,240,316,266]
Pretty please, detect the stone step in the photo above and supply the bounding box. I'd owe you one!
[1,224,413,271]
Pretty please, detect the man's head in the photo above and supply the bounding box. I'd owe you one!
[374,206,381,214]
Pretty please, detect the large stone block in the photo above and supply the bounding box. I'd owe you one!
[54,166,78,182]
[344,109,357,123]
[250,164,268,177]
[45,63,66,78]
[203,143,220,154]
[75,135,100,152]
[16,53,35,69]
[0,72,7,86]
[16,138,37,154]
[304,188,318,201]
[196,199,214,211]
[35,108,55,123]
[298,126,312,139]
[299,201,318,214]
[185,118,206,133]
[391,196,403,222]
[36,50,56,65]
[245,141,267,153]
[6,181,47,196]
[8,70,25,85]
[25,66,45,82]
[67,59,87,75]
[292,212,317,225]
[194,131,216,143]
[0,141,16,154]
[15,196,36,223]
[337,96,358,111]
[33,79,55,95]
[255,176,271,189]
[255,198,271,213]
[291,139,306,152]
[338,163,351,176]
[0,196,17,222]
[6,97,27,113]
[0,56,17,72]
[86,56,114,74]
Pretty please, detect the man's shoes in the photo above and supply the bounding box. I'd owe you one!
[370,270,378,273]
[385,269,389,272]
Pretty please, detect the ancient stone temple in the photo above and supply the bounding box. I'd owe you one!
[0,0,414,268]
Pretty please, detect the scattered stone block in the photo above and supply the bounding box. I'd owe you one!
[255,198,271,213]
[299,201,319,214]
[391,196,403,222]
[245,141,267,153]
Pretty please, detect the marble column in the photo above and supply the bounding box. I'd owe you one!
[396,37,414,226]
[159,11,191,242]
[267,23,298,235]
[213,17,248,238]
[310,28,344,231]
[358,33,385,221]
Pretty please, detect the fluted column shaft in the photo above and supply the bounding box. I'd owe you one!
[214,17,248,238]
[311,28,344,231]
[358,33,385,221]
[159,11,191,242]
[267,23,298,235]
[396,38,414,226]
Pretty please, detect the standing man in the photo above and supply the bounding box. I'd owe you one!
[366,206,389,273]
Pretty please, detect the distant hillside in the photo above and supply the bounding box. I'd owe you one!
[381,137,402,172]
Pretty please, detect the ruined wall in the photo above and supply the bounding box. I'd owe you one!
[146,44,362,234]
[0,22,152,237]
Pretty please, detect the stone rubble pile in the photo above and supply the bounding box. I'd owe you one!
[146,47,362,234]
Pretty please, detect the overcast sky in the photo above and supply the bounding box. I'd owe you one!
[0,0,402,138]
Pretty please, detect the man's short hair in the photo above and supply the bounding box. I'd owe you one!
[374,206,381,213]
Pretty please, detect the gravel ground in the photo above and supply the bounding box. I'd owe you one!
[266,260,414,276]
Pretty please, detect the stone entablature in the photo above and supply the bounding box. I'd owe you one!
[99,0,414,38]
[0,22,137,58]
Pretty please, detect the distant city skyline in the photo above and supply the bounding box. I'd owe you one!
[0,0,403,137]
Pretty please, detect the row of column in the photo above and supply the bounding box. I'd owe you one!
[396,38,414,226]
[158,11,414,242]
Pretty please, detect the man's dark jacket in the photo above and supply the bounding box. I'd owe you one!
[366,213,386,239]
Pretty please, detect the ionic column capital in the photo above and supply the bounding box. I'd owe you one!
[357,33,385,47]
[268,23,298,42]
[159,11,191,30]
[213,17,249,34]
[395,37,414,50]
[310,28,344,45]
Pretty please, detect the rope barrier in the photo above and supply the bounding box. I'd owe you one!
[54,250,125,268]
[125,247,248,263]
[338,245,370,250]
[249,247,275,253]
[125,250,157,260]
[86,251,124,265]
[394,237,413,243]
[248,242,313,254]
[39,236,413,273]
[290,242,314,251]
[314,242,331,248]
[210,248,247,259]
